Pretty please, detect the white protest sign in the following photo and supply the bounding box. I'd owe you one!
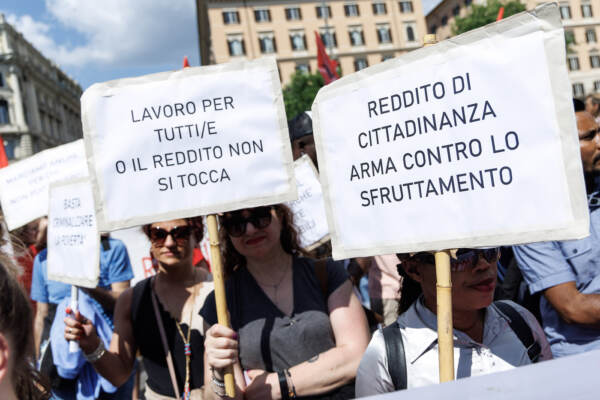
[312,4,589,259]
[285,155,330,250]
[47,178,99,287]
[0,140,88,231]
[82,58,295,231]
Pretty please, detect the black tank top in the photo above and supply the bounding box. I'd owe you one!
[131,277,205,396]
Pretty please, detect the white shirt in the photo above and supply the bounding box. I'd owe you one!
[355,298,552,397]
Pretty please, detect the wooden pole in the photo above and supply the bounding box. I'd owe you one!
[206,214,235,397]
[434,250,454,382]
[422,33,455,383]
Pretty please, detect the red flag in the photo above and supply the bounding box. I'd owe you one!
[183,56,190,68]
[496,6,505,21]
[315,31,339,84]
[0,137,8,168]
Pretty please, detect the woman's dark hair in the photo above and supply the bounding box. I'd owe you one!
[220,204,307,276]
[0,263,51,399]
[396,254,424,314]
[141,216,204,243]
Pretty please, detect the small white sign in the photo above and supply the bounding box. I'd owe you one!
[82,58,296,231]
[47,178,99,288]
[0,140,88,231]
[312,4,589,259]
[286,155,330,250]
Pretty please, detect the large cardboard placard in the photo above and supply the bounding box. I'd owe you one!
[47,178,99,288]
[82,58,295,231]
[312,4,589,259]
[285,155,330,251]
[0,140,88,231]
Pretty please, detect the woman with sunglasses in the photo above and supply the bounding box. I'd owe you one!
[355,248,552,396]
[64,217,213,399]
[200,205,370,400]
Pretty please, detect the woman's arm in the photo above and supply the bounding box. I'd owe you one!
[245,280,370,399]
[64,287,137,387]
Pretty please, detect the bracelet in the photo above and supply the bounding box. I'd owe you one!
[211,368,226,397]
[278,370,290,400]
[83,339,106,363]
[285,369,297,399]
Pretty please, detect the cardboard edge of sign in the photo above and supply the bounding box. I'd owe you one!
[46,177,100,288]
[311,3,590,259]
[80,57,298,232]
[0,139,86,231]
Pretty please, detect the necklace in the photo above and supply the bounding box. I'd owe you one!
[174,278,200,400]
[254,264,290,300]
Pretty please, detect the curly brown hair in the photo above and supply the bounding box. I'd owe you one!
[219,204,307,276]
[141,217,204,243]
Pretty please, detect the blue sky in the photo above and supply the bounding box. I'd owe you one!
[1,0,441,90]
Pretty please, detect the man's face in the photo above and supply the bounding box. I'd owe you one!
[586,97,600,117]
[577,111,600,173]
[292,134,318,170]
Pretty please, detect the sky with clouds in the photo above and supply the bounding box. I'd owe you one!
[1,0,441,90]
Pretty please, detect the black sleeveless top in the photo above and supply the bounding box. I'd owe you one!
[131,277,207,397]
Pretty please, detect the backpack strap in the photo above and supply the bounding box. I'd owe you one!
[382,322,407,391]
[494,301,541,363]
[314,259,329,300]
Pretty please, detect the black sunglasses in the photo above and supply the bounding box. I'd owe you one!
[404,248,499,272]
[149,225,192,247]
[221,207,273,237]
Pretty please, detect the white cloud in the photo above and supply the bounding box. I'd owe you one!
[4,0,198,68]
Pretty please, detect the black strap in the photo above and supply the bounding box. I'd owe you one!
[101,235,111,251]
[314,259,329,301]
[494,301,541,363]
[382,322,407,391]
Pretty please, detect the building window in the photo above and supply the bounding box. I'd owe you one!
[399,1,413,13]
[285,7,302,20]
[349,26,365,46]
[453,5,460,16]
[590,54,600,68]
[0,99,9,124]
[295,63,310,74]
[377,24,392,44]
[320,29,337,47]
[565,30,576,44]
[430,25,437,34]
[345,4,360,16]
[254,9,271,22]
[560,4,571,19]
[227,36,245,56]
[316,5,332,18]
[290,31,307,51]
[0,73,3,87]
[222,11,240,24]
[587,29,597,43]
[259,33,277,54]
[405,23,416,42]
[568,56,580,71]
[573,83,584,97]
[382,54,395,62]
[582,3,593,18]
[354,58,368,71]
[372,2,387,15]
[594,80,600,92]
[2,135,17,159]
[441,16,448,26]
[465,0,472,6]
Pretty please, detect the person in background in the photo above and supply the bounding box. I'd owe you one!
[513,105,600,357]
[202,204,369,399]
[355,249,551,395]
[13,218,46,309]
[585,94,600,125]
[288,111,319,170]
[31,234,134,399]
[65,217,213,399]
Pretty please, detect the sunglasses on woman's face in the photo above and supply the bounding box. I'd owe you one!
[149,225,192,247]
[221,207,273,238]
[407,248,499,272]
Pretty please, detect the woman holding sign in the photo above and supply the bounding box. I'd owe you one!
[355,249,552,395]
[201,205,370,399]
[64,217,213,399]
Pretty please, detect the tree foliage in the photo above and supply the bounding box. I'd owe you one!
[283,71,324,119]
[452,0,526,35]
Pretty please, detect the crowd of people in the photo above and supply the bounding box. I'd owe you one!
[0,95,599,400]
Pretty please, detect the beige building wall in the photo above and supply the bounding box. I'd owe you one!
[426,0,600,97]
[200,0,427,85]
[0,14,82,161]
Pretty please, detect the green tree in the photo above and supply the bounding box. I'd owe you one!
[452,0,526,35]
[283,71,324,119]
